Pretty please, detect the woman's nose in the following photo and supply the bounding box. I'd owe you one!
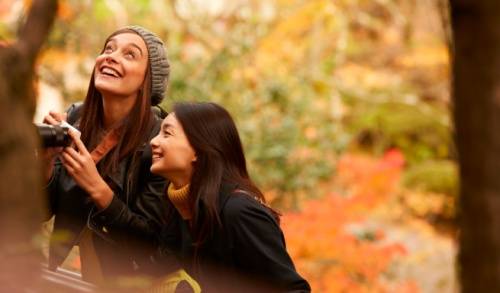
[150,135,159,147]
[105,55,116,64]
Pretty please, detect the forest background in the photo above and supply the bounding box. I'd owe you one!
[0,0,456,292]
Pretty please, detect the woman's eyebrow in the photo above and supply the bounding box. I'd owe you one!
[106,38,117,45]
[162,123,174,131]
[127,43,144,56]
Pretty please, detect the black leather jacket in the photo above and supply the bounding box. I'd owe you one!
[155,184,311,292]
[45,103,168,278]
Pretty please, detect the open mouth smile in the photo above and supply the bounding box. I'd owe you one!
[152,152,163,161]
[100,65,122,78]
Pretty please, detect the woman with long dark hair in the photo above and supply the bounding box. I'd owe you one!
[149,102,310,292]
[43,26,170,284]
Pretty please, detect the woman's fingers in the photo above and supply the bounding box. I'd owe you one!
[64,147,82,163]
[49,111,66,122]
[61,144,103,199]
[43,111,67,125]
[68,129,90,156]
[61,151,79,170]
[61,159,75,174]
[43,114,60,125]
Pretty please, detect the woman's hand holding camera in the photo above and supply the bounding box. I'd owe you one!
[61,130,113,209]
[43,110,113,208]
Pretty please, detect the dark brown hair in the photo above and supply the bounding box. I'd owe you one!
[172,102,280,248]
[78,28,153,175]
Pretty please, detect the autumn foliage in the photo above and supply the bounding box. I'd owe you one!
[282,150,419,292]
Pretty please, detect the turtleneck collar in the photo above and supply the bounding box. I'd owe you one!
[167,183,192,220]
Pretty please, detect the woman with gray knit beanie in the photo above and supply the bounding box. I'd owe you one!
[42,26,171,285]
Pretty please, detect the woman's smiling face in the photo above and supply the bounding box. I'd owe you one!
[94,32,149,98]
[150,113,197,180]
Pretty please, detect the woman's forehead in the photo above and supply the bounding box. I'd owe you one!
[107,33,147,52]
[163,113,179,127]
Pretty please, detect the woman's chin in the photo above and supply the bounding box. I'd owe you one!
[150,162,165,176]
[150,164,160,175]
[94,79,127,96]
[95,84,119,96]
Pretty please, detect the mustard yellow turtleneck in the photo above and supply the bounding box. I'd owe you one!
[167,183,192,220]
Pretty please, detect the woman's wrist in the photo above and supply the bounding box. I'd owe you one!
[89,179,114,209]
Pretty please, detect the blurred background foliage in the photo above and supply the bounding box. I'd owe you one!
[1,0,457,291]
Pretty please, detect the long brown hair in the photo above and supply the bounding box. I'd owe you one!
[78,28,153,175]
[172,102,280,247]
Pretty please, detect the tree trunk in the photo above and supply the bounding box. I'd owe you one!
[0,0,57,290]
[450,0,500,291]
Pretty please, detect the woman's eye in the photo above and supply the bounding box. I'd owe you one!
[104,45,113,53]
[125,51,136,59]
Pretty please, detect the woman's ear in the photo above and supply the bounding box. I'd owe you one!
[192,154,197,163]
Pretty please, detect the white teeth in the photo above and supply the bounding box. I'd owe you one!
[102,67,120,77]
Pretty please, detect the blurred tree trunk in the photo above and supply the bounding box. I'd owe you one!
[0,0,57,290]
[450,0,500,291]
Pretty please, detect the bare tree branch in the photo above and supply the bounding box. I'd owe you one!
[17,0,58,63]
[0,1,59,290]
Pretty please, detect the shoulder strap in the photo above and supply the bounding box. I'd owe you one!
[90,128,122,164]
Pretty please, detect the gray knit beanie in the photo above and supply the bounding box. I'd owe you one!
[126,25,170,106]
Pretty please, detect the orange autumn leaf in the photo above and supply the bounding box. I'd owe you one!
[282,149,415,292]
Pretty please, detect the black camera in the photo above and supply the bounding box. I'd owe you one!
[36,124,72,148]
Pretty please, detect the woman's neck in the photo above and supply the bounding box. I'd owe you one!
[168,170,193,190]
[101,94,137,130]
[170,177,191,190]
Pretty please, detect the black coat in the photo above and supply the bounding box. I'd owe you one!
[45,103,168,277]
[153,184,311,292]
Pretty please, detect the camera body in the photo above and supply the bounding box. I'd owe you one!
[36,124,72,147]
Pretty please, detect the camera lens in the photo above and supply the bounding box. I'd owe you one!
[36,124,71,147]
